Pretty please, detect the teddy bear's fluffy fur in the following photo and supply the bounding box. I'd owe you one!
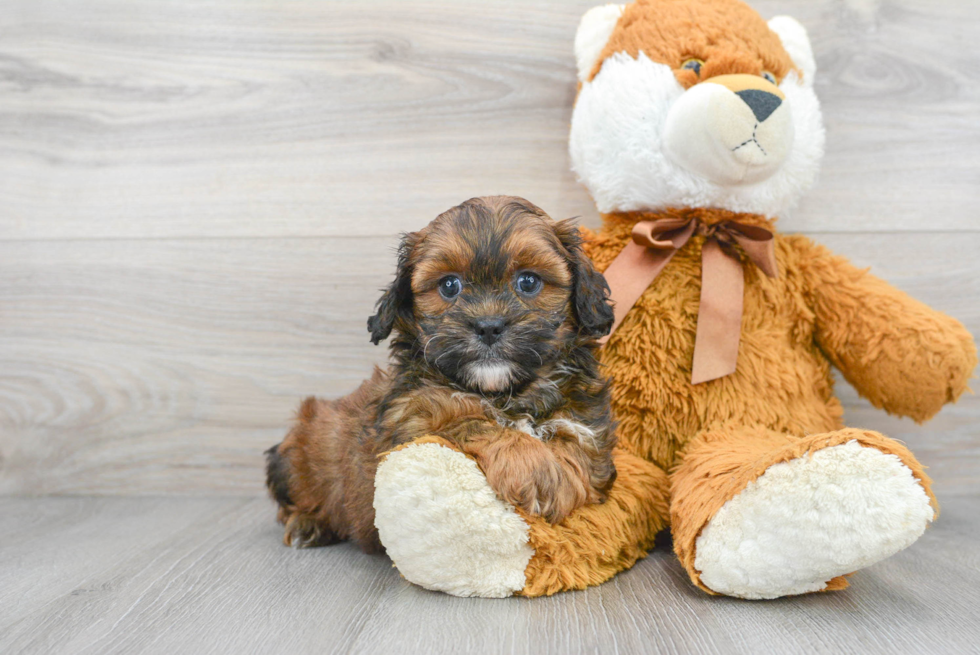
[583,207,972,595]
[367,0,977,599]
[568,0,975,598]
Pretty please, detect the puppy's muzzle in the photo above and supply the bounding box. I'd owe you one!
[473,317,508,346]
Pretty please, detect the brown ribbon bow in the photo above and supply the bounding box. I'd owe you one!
[600,217,779,385]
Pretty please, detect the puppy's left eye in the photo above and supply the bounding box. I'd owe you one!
[438,275,462,300]
[761,71,777,85]
[515,272,543,296]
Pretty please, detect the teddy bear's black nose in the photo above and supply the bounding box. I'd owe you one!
[736,89,782,122]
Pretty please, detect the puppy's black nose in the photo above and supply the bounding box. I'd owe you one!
[735,89,782,122]
[474,317,507,346]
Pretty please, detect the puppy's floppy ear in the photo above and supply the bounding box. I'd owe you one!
[367,232,419,345]
[554,219,615,337]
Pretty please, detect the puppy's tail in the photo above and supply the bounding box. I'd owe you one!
[265,396,319,511]
[264,398,348,549]
[264,443,294,511]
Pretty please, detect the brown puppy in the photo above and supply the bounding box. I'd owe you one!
[265,196,617,552]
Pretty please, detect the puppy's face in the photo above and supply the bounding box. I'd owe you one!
[368,196,614,393]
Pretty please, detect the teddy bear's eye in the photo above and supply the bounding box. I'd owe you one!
[681,59,704,76]
[761,70,777,85]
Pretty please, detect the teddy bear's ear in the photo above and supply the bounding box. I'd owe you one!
[768,16,816,86]
[575,4,626,83]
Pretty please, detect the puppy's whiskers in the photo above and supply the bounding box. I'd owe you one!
[433,342,466,370]
[422,334,446,366]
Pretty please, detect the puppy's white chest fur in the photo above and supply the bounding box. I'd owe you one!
[465,361,515,393]
[497,415,598,450]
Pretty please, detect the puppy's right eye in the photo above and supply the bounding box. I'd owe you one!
[438,275,462,300]
[516,272,543,296]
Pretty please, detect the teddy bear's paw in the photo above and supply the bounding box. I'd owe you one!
[693,440,935,599]
[373,441,534,598]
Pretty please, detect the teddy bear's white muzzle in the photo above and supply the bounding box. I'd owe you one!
[663,81,794,186]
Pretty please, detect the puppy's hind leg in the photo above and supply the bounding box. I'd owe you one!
[265,443,341,548]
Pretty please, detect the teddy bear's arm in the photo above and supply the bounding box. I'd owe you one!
[374,437,671,597]
[793,235,977,422]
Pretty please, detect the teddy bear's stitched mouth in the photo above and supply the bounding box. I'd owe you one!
[731,123,767,157]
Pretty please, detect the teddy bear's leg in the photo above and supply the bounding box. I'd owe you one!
[373,436,670,597]
[670,426,938,600]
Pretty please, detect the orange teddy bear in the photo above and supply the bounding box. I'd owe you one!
[370,0,976,599]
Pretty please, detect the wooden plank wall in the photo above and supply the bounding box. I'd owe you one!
[1,0,978,497]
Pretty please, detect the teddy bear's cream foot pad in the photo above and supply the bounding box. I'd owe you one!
[693,440,935,600]
[374,441,533,598]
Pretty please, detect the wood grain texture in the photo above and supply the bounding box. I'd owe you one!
[1,495,979,654]
[0,232,974,496]
[0,233,977,496]
[0,0,978,241]
[0,0,978,498]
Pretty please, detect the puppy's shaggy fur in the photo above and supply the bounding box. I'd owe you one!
[266,196,617,551]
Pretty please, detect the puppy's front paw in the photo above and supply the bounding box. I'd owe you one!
[516,471,586,524]
[485,454,589,524]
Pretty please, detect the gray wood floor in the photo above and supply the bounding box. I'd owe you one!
[1,494,978,655]
[2,0,979,653]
